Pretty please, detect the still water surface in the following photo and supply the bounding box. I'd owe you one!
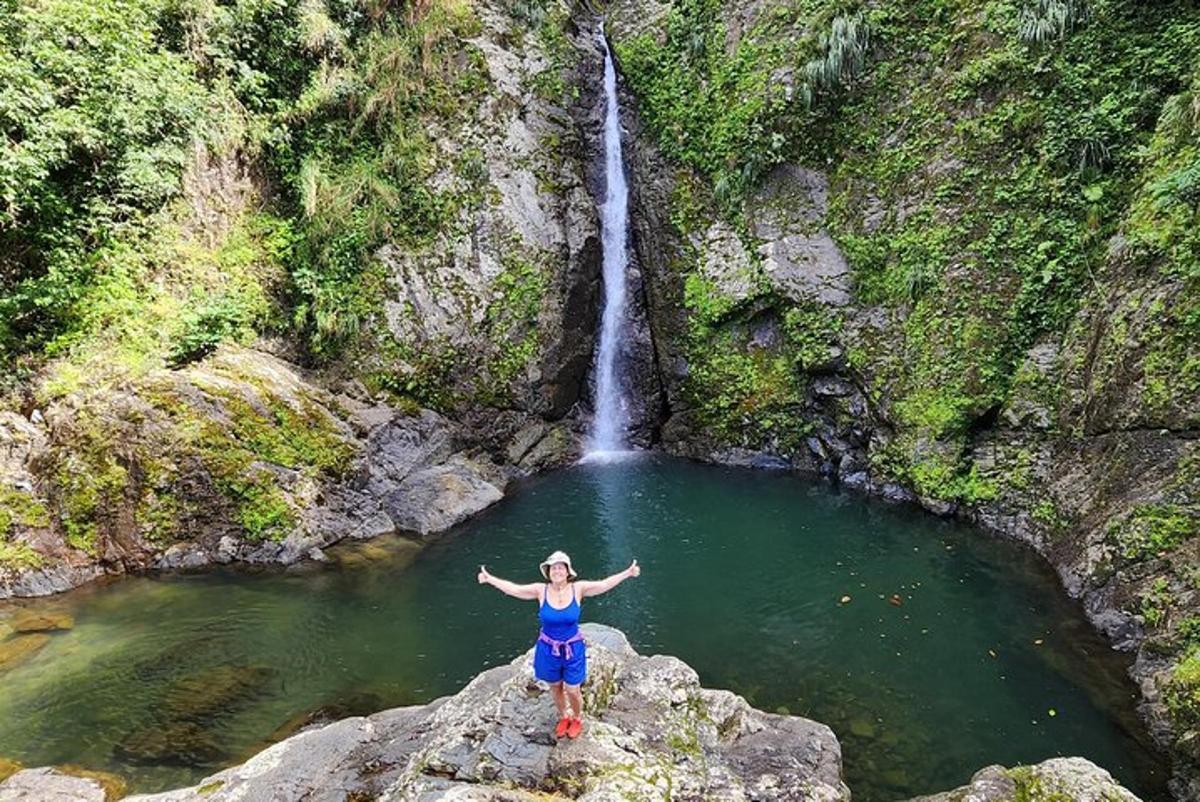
[0,456,1169,799]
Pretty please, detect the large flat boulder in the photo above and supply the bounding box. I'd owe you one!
[127,624,849,802]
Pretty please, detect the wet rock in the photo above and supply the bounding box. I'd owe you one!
[0,767,107,801]
[261,692,387,748]
[918,495,958,517]
[0,634,49,672]
[877,483,918,504]
[126,624,849,802]
[514,423,578,472]
[155,544,210,570]
[904,757,1141,802]
[0,563,105,599]
[710,448,792,470]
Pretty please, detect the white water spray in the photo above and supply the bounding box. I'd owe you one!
[584,32,635,462]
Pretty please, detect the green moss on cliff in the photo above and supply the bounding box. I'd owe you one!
[1166,646,1200,730]
[616,0,1200,504]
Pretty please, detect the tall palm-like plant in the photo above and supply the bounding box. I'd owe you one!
[1018,0,1087,45]
[798,12,870,109]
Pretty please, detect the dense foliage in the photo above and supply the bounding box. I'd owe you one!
[0,0,489,387]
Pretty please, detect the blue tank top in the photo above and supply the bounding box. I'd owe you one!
[539,584,580,640]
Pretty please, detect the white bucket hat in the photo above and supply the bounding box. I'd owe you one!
[539,550,577,580]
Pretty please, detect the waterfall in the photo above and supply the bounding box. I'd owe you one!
[584,32,634,461]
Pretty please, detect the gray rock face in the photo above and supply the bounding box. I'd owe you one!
[905,757,1142,802]
[126,624,849,802]
[751,165,852,308]
[0,768,107,802]
[381,456,505,536]
[376,4,607,427]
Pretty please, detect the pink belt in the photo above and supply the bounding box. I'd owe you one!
[538,630,584,660]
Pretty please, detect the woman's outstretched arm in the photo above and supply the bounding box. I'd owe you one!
[478,566,542,600]
[577,560,640,599]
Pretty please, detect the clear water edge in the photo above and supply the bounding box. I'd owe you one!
[0,457,1170,801]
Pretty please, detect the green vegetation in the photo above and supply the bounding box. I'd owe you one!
[1166,645,1200,730]
[1,0,495,382]
[1111,503,1198,562]
[614,0,1200,505]
[1141,577,1173,629]
[1006,765,1075,802]
[37,365,356,553]
[617,1,872,211]
[478,247,550,401]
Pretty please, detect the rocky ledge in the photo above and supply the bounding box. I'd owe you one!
[0,346,580,600]
[0,625,1148,802]
[123,624,848,802]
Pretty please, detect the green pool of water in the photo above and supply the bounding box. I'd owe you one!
[0,456,1169,799]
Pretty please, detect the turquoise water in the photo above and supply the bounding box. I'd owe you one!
[0,456,1169,799]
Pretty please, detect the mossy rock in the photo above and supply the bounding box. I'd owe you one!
[0,633,50,672]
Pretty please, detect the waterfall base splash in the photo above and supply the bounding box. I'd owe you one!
[577,448,644,465]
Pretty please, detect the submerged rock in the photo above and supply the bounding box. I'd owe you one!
[905,757,1142,802]
[126,624,849,801]
[0,633,49,672]
[114,721,226,767]
[9,609,74,633]
[161,665,276,722]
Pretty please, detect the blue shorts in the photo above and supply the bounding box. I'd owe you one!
[533,638,587,686]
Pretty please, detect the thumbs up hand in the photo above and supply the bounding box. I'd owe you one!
[628,559,640,578]
[478,565,490,584]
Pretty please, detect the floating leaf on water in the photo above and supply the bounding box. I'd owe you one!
[888,594,903,606]
[1034,639,1044,645]
[1048,708,1057,717]
[988,649,997,658]
[839,595,852,604]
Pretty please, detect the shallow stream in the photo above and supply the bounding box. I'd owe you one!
[0,456,1169,799]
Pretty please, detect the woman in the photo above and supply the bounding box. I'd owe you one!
[477,550,640,739]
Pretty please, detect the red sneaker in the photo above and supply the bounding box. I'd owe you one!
[566,717,583,739]
[554,716,571,738]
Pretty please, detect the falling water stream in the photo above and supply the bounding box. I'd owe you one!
[586,32,633,459]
